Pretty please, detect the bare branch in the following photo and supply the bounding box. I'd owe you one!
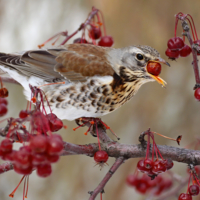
[0,162,14,174]
[88,157,125,200]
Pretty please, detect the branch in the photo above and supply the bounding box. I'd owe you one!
[88,157,125,200]
[60,8,99,45]
[156,177,188,200]
[0,162,14,174]
[61,141,200,165]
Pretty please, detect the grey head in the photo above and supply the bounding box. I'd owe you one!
[107,45,169,85]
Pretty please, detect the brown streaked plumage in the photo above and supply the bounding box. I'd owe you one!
[0,43,169,120]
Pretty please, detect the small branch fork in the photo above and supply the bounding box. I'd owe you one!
[89,157,124,200]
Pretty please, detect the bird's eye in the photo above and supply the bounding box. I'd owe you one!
[136,54,144,60]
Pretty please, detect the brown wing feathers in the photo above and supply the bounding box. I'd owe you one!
[0,44,115,82]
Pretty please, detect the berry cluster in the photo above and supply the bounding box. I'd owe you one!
[0,97,8,117]
[0,86,65,177]
[73,8,114,47]
[38,7,114,49]
[165,13,200,104]
[0,134,63,177]
[166,37,192,59]
[137,158,173,179]
[165,13,199,60]
[137,131,174,179]
[178,175,200,199]
[127,173,172,195]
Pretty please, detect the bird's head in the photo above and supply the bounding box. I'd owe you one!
[108,45,170,86]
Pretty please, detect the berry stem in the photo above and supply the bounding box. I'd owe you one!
[9,175,26,198]
[188,14,198,40]
[187,173,192,193]
[186,18,196,41]
[25,176,29,198]
[96,121,101,151]
[98,10,107,36]
[60,8,99,45]
[23,176,26,200]
[152,131,177,142]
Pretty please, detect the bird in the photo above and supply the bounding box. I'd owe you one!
[0,43,169,120]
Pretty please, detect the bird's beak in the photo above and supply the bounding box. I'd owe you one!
[147,57,170,87]
[156,57,170,67]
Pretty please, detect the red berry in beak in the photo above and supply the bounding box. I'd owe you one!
[147,62,161,76]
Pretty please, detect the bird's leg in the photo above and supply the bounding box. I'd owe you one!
[74,117,120,140]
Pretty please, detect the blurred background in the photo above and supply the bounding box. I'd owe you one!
[0,0,200,200]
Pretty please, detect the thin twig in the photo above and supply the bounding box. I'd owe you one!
[156,177,188,200]
[60,8,99,45]
[88,157,125,200]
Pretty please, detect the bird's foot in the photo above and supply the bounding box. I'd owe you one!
[74,117,120,140]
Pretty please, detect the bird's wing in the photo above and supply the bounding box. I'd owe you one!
[0,44,115,83]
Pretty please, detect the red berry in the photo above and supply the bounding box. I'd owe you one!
[178,193,192,200]
[194,88,200,101]
[47,113,63,132]
[194,40,200,55]
[189,185,199,196]
[165,48,180,59]
[180,45,192,57]
[3,150,16,161]
[0,139,12,153]
[19,110,28,118]
[167,37,185,50]
[73,38,88,44]
[98,36,114,47]
[0,104,7,116]
[152,160,166,174]
[14,164,33,175]
[37,163,52,177]
[126,175,138,186]
[144,158,154,169]
[147,62,161,76]
[47,154,59,163]
[135,176,149,194]
[89,26,101,40]
[14,150,32,168]
[137,160,150,174]
[0,98,8,105]
[137,160,146,172]
[163,159,174,170]
[94,150,109,163]
[47,134,63,155]
[32,153,47,166]
[29,135,48,153]
[0,88,8,98]
[19,146,32,153]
